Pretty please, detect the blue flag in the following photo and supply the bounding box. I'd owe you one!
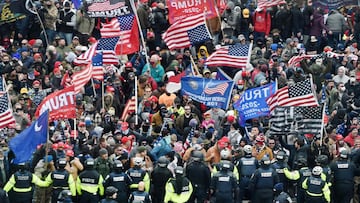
[216,68,232,81]
[10,111,49,164]
[181,76,234,109]
[234,82,276,126]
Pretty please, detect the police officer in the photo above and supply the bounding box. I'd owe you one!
[271,151,289,193]
[212,148,239,181]
[150,156,173,203]
[210,160,238,203]
[4,163,47,203]
[164,166,193,203]
[249,156,280,203]
[315,155,332,183]
[236,144,258,202]
[127,157,150,193]
[330,149,360,203]
[302,166,331,203]
[100,186,118,203]
[185,150,211,203]
[103,160,132,203]
[129,181,152,203]
[273,182,292,203]
[283,157,311,203]
[76,158,104,203]
[45,158,76,203]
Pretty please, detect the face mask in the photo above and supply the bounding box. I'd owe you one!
[237,85,244,90]
[61,121,66,129]
[340,87,346,92]
[65,8,70,12]
[47,5,52,8]
[34,88,39,92]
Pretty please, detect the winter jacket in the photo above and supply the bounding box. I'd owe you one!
[253,9,271,35]
[326,10,347,33]
[310,11,329,37]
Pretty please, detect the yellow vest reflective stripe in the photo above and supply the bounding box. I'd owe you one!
[13,187,32,192]
[306,191,323,197]
[80,183,98,194]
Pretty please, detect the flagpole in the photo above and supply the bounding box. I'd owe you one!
[74,118,77,140]
[129,0,149,65]
[25,1,49,46]
[134,76,138,125]
[102,81,105,110]
[189,55,200,75]
[91,78,97,98]
[319,103,326,151]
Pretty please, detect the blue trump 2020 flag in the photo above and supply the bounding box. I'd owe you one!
[181,76,234,109]
[234,82,276,126]
[10,110,49,164]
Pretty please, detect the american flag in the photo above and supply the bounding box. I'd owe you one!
[204,82,229,95]
[206,43,252,68]
[72,63,93,94]
[267,79,318,112]
[73,42,98,66]
[295,106,323,135]
[100,14,139,55]
[269,107,291,134]
[121,96,136,121]
[102,50,119,65]
[183,127,195,150]
[288,54,315,67]
[0,93,15,129]
[92,53,104,81]
[163,13,212,50]
[257,0,286,9]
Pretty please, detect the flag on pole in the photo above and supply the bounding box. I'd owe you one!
[183,127,195,150]
[99,14,139,55]
[257,0,286,9]
[0,93,15,129]
[295,106,323,135]
[206,43,252,68]
[73,42,98,66]
[101,50,119,65]
[121,96,136,121]
[267,79,318,112]
[72,63,93,94]
[216,68,232,80]
[269,107,291,134]
[163,13,212,50]
[10,110,49,164]
[92,53,104,81]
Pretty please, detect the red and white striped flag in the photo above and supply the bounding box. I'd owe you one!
[267,79,318,112]
[121,96,136,121]
[73,42,98,66]
[257,0,286,9]
[91,53,104,81]
[0,93,15,129]
[206,43,252,68]
[102,50,119,65]
[72,63,93,93]
[288,54,316,67]
[163,13,212,50]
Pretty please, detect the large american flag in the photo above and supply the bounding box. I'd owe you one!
[267,79,318,112]
[204,82,229,95]
[121,96,136,121]
[295,106,323,135]
[92,53,104,81]
[73,42,98,66]
[96,38,120,65]
[0,93,15,129]
[100,14,139,55]
[257,0,286,9]
[72,63,93,94]
[163,13,212,50]
[206,43,252,68]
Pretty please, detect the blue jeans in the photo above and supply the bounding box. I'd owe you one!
[58,32,73,46]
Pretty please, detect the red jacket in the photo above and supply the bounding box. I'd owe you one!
[253,10,271,35]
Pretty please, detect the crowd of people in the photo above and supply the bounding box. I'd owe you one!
[2,0,360,202]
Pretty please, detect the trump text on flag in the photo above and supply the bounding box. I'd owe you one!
[167,0,217,24]
[234,82,276,124]
[85,0,130,18]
